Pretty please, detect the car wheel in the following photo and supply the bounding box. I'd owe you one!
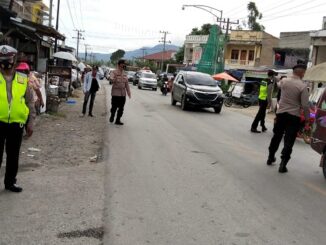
[224,97,233,107]
[138,85,141,89]
[214,106,222,114]
[171,93,177,105]
[181,95,188,111]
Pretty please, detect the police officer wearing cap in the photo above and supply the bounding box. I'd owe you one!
[109,59,131,125]
[266,61,309,173]
[0,45,36,192]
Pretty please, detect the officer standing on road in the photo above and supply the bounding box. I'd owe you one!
[266,63,309,173]
[0,45,35,192]
[109,59,131,125]
[250,70,275,133]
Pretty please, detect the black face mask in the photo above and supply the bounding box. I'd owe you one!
[0,60,14,70]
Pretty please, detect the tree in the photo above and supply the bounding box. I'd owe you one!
[247,2,264,31]
[110,49,125,64]
[175,45,185,64]
[190,23,212,35]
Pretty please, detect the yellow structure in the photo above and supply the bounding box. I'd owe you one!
[224,30,279,70]
[13,0,49,24]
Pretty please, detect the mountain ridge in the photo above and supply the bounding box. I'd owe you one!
[79,44,180,62]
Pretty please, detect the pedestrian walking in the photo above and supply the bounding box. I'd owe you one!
[250,70,275,133]
[0,45,36,192]
[81,66,100,117]
[109,59,131,125]
[266,63,309,173]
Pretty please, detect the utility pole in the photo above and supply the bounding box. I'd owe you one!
[54,0,61,52]
[84,44,90,62]
[218,18,239,72]
[159,31,171,72]
[140,48,147,63]
[218,18,239,36]
[73,29,85,61]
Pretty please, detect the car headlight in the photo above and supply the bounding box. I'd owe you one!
[186,87,196,94]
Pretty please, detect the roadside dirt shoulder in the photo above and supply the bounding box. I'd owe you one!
[0,85,108,245]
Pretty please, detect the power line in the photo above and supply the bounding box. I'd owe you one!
[262,0,320,19]
[262,2,326,21]
[66,0,76,29]
[78,0,85,30]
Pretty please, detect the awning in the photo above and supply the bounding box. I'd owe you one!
[10,17,65,41]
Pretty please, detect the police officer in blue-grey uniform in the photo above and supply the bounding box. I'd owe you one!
[0,45,36,192]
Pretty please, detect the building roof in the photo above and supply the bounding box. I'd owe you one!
[143,50,176,61]
[11,17,65,40]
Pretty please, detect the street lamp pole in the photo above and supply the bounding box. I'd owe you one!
[182,5,223,28]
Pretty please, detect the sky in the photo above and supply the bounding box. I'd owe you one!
[44,0,326,54]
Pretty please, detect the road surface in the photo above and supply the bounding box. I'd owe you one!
[104,85,326,245]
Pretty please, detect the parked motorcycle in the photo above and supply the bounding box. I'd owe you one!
[223,92,252,108]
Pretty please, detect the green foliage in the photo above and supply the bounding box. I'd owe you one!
[190,23,212,35]
[110,49,125,64]
[247,1,265,31]
[134,59,157,72]
[175,45,185,64]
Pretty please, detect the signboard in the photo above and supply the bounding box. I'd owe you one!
[192,47,202,65]
[245,70,268,79]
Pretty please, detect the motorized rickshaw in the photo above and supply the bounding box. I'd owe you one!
[224,80,259,108]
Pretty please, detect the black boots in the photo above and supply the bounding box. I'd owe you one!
[5,184,23,193]
[251,128,261,133]
[278,160,288,173]
[266,156,276,165]
[115,120,124,125]
[262,126,268,132]
[109,115,114,123]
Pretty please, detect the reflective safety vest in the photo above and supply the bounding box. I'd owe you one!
[0,72,29,124]
[258,80,268,101]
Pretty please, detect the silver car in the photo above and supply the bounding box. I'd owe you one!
[138,72,157,91]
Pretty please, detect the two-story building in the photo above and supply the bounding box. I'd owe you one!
[0,1,65,71]
[310,17,326,66]
[183,35,208,65]
[273,31,311,68]
[224,30,279,70]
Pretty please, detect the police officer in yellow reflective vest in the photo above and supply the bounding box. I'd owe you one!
[0,45,35,193]
[250,70,275,133]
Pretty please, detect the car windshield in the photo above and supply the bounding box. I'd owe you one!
[142,73,156,79]
[185,73,217,86]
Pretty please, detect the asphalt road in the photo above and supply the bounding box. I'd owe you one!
[104,85,326,245]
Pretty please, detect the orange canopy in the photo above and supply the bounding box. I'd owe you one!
[212,72,239,82]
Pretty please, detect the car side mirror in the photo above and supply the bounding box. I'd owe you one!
[179,79,185,85]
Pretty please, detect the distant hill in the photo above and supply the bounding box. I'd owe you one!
[79,44,180,62]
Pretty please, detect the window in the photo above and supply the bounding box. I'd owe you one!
[231,50,239,60]
[248,50,255,61]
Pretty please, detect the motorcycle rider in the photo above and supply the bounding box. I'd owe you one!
[0,45,35,192]
[160,74,169,95]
